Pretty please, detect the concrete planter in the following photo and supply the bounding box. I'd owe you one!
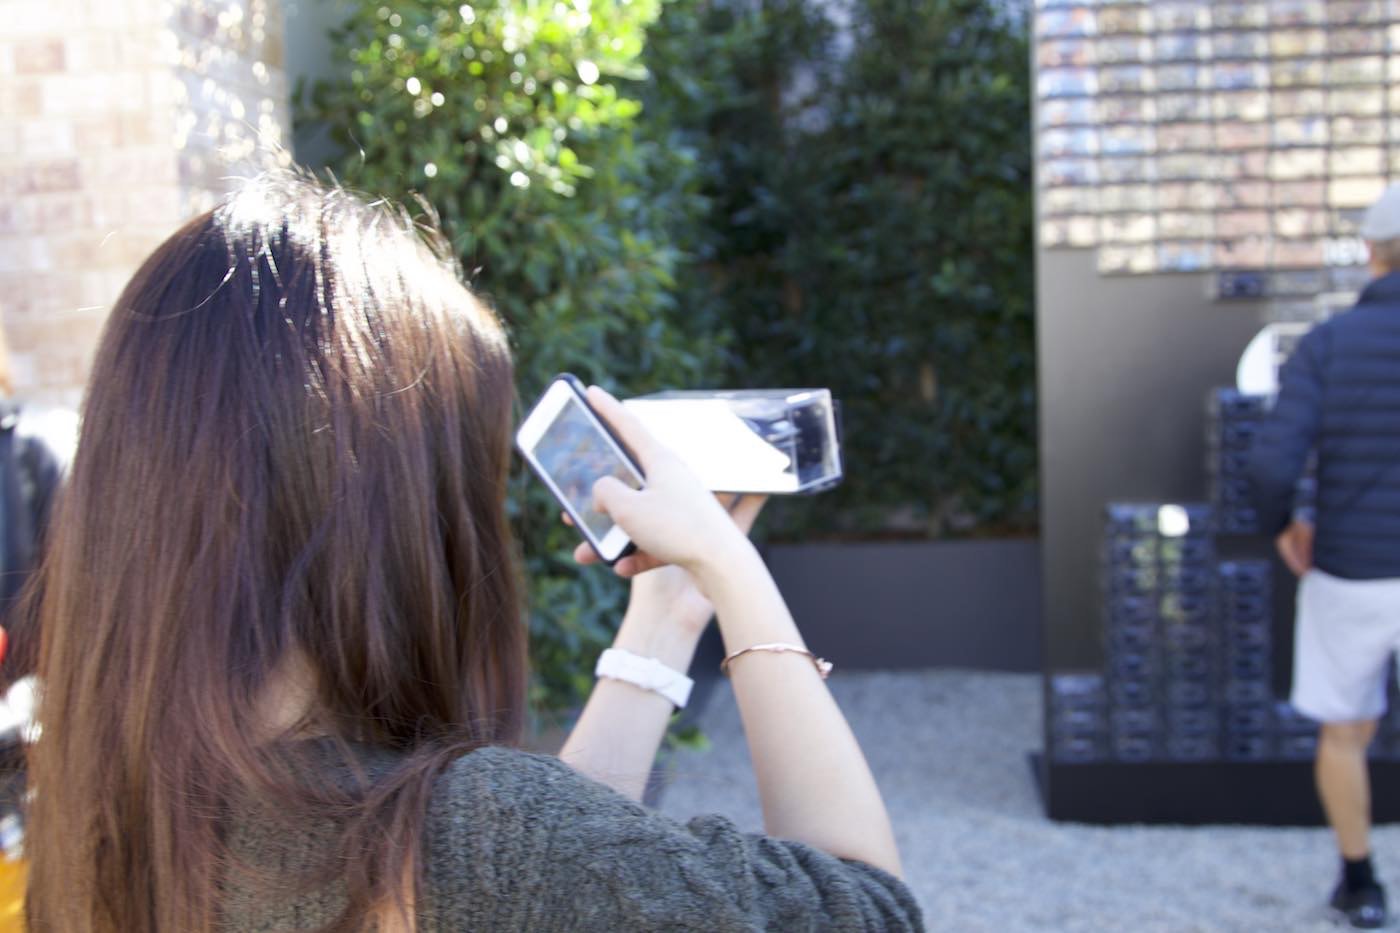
[756,538,1042,672]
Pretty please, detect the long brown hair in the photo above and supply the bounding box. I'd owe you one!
[24,172,526,931]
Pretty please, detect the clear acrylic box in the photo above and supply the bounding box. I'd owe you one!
[622,388,843,495]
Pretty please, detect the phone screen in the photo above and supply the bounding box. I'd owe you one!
[533,394,642,542]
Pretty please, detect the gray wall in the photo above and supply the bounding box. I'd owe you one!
[1036,250,1267,669]
[281,0,346,166]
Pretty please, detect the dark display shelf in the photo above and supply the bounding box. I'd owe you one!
[1035,754,1400,826]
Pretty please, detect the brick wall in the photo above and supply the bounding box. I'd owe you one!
[0,0,291,408]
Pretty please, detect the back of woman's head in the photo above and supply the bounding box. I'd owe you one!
[25,171,525,932]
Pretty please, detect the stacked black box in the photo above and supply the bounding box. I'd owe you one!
[1048,672,1107,763]
[1278,680,1400,764]
[1206,390,1268,535]
[1375,678,1400,761]
[1207,388,1318,534]
[1102,505,1164,762]
[1275,701,1318,761]
[1217,561,1274,760]
[1102,503,1216,762]
[1275,678,1400,763]
[1158,517,1219,761]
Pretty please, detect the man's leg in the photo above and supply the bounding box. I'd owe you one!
[1292,570,1391,927]
[1317,719,1387,928]
[1316,719,1379,859]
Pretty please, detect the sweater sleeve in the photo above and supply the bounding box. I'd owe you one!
[1248,325,1329,536]
[419,746,923,933]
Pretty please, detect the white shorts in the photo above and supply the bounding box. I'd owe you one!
[1291,569,1400,723]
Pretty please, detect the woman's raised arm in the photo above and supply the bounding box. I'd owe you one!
[579,387,902,879]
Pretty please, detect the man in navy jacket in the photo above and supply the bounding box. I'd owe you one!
[1251,185,1400,930]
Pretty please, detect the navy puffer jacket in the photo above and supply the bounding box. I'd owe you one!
[1250,271,1400,579]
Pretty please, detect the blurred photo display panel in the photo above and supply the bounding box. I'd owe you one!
[1032,0,1400,283]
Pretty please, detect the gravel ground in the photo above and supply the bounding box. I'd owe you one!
[656,670,1398,932]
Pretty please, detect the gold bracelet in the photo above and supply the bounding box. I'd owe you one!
[720,642,833,680]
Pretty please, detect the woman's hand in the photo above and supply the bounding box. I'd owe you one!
[614,494,766,638]
[571,386,757,579]
[566,490,766,633]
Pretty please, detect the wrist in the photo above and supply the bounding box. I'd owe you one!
[690,536,764,594]
[692,542,805,651]
[595,647,694,709]
[612,614,703,674]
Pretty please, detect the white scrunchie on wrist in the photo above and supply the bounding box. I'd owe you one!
[595,648,694,709]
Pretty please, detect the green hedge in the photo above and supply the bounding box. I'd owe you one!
[299,0,726,716]
[665,0,1037,540]
[299,0,1035,717]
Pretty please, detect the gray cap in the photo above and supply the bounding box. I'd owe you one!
[1360,184,1400,241]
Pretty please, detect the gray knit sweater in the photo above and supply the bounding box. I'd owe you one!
[224,744,923,931]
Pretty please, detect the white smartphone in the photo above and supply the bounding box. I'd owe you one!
[516,374,643,564]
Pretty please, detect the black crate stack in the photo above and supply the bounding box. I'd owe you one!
[1098,504,1217,762]
[1049,501,1331,765]
[1157,523,1219,761]
[1218,561,1274,760]
[1377,681,1400,761]
[1207,388,1317,532]
[1047,672,1107,763]
[1101,505,1162,763]
[1275,701,1318,761]
[1045,385,1371,766]
[1206,390,1268,535]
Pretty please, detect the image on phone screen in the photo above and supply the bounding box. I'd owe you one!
[533,395,642,542]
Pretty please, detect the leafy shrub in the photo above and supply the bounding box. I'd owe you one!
[299,0,727,717]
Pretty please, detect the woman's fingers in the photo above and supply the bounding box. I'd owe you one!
[592,475,645,527]
[586,386,662,473]
[573,538,666,577]
[614,552,665,578]
[574,543,662,577]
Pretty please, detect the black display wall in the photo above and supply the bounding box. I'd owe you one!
[1036,249,1265,672]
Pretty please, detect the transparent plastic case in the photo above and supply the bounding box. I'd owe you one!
[621,389,843,495]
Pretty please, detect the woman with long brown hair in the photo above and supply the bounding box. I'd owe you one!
[22,172,918,931]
